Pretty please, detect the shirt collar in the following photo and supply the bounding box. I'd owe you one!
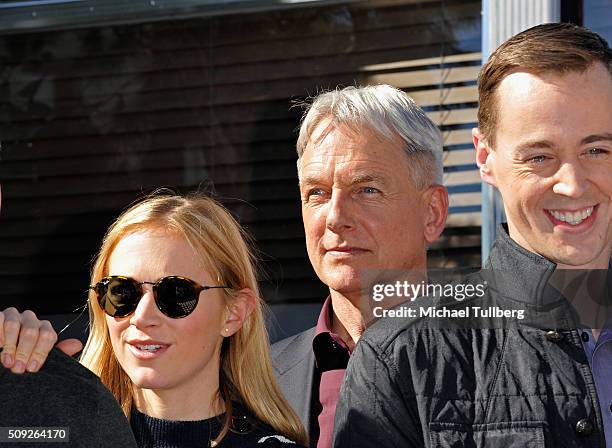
[314,296,334,337]
[312,297,351,371]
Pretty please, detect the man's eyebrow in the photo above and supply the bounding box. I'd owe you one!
[299,173,386,187]
[298,175,323,187]
[514,140,555,153]
[351,173,385,185]
[581,133,612,145]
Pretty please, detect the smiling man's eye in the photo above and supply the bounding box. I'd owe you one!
[586,147,609,157]
[526,155,548,164]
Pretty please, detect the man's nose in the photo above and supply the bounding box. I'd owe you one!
[325,190,355,233]
[552,162,589,198]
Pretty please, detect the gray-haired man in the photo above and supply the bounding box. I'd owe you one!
[271,85,449,448]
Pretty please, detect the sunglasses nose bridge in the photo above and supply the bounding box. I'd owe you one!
[130,284,163,324]
[140,281,161,304]
[138,281,155,293]
[137,282,158,304]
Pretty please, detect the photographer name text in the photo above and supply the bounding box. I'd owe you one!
[372,305,525,320]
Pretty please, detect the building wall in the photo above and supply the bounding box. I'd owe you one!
[0,0,483,338]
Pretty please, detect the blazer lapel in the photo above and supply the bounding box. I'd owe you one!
[273,327,316,431]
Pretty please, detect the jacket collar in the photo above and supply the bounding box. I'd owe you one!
[482,224,611,307]
[482,224,556,306]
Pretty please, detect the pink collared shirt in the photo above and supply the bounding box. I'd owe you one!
[312,297,352,448]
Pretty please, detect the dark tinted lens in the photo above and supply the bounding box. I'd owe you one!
[98,277,140,317]
[155,277,200,318]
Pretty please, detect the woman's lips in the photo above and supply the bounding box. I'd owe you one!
[126,342,169,360]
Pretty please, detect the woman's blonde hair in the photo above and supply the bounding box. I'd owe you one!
[80,192,307,445]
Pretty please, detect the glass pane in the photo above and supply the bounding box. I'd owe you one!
[0,0,482,315]
[584,0,612,43]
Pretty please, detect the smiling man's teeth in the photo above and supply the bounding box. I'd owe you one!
[136,344,162,351]
[548,207,594,225]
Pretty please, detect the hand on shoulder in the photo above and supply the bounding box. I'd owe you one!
[1,307,82,373]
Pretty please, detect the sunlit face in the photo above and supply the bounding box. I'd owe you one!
[299,122,443,297]
[478,63,612,269]
[105,229,228,394]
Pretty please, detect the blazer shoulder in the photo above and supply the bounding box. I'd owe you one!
[271,327,315,374]
[272,326,315,354]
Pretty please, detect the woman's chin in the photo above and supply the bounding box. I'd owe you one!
[128,371,171,391]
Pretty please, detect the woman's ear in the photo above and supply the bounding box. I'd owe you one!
[421,185,448,245]
[472,127,497,187]
[221,288,257,337]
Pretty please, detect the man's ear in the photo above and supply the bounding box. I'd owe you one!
[221,288,257,337]
[422,185,448,245]
[472,127,497,188]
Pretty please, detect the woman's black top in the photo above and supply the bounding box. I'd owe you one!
[130,401,304,448]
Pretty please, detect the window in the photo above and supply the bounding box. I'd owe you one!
[0,0,482,319]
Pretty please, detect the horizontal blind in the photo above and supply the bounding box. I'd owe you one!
[0,0,482,313]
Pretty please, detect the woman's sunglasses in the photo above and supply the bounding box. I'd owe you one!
[89,275,230,318]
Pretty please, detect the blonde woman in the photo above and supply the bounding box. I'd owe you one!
[1,194,307,448]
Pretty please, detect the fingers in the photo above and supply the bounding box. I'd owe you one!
[1,307,21,369]
[24,319,58,373]
[55,338,83,357]
[13,310,49,374]
[0,308,59,374]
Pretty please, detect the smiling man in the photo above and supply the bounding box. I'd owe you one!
[334,23,612,447]
[271,85,448,448]
[474,65,612,269]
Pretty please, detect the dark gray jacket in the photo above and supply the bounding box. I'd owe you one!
[0,348,137,447]
[333,227,609,448]
[271,327,316,440]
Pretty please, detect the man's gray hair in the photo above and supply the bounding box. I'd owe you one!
[296,84,443,188]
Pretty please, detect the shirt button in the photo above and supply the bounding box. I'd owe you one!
[581,332,590,342]
[575,419,593,435]
[545,330,564,343]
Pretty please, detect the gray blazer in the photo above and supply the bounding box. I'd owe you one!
[271,326,316,439]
